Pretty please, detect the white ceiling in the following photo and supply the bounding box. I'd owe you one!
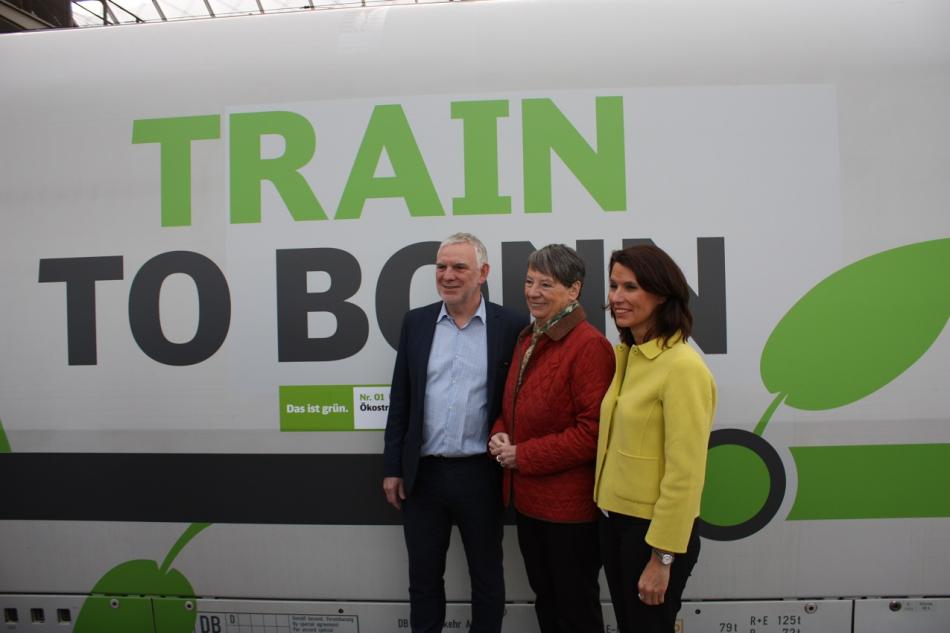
[71,0,454,27]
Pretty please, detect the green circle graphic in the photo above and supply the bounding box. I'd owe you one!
[701,443,771,527]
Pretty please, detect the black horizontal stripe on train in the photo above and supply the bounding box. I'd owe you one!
[0,453,406,525]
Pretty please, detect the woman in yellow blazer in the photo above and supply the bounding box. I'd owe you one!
[594,245,717,633]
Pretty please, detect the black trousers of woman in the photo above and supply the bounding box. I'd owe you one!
[516,512,604,633]
[598,512,700,633]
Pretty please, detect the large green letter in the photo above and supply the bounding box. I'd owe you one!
[230,111,326,224]
[522,96,626,213]
[336,105,444,219]
[451,100,511,215]
[132,115,221,227]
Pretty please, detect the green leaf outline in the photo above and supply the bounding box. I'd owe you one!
[75,523,212,633]
[757,238,950,433]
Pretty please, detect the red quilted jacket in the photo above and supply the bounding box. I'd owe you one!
[490,306,615,522]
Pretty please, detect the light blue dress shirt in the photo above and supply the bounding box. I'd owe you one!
[420,298,490,457]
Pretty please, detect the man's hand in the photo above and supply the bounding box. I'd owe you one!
[383,476,406,510]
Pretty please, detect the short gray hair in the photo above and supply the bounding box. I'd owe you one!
[527,244,585,289]
[440,232,488,268]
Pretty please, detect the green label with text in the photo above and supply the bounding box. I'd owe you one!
[279,385,390,431]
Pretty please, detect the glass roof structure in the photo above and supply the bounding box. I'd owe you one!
[70,0,454,27]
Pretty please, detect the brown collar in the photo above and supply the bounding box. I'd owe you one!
[519,305,587,342]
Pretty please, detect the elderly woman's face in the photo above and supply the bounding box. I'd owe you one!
[524,267,580,325]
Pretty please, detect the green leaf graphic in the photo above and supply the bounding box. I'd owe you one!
[74,523,210,633]
[0,417,10,453]
[89,558,197,596]
[73,561,195,633]
[761,238,950,411]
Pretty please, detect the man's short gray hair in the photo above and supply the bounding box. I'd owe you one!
[440,232,488,268]
[527,244,585,290]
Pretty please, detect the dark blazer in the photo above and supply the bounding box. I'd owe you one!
[383,300,527,495]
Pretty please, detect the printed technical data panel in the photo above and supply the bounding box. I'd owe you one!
[679,599,853,633]
[853,598,950,633]
[195,611,356,633]
[188,599,542,633]
[3,595,949,632]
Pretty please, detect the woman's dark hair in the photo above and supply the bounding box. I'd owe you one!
[608,245,693,346]
[527,244,586,290]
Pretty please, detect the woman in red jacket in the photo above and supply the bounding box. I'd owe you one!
[489,244,615,633]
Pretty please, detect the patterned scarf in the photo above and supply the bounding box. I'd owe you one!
[516,300,580,390]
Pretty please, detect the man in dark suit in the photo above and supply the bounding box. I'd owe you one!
[383,232,527,633]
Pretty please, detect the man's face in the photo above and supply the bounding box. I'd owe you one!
[435,242,489,311]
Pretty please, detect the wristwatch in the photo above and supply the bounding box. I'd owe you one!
[653,549,675,566]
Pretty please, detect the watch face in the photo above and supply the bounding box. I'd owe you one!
[653,549,674,565]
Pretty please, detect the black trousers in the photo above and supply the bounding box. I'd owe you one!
[403,455,505,633]
[516,512,604,633]
[598,512,700,633]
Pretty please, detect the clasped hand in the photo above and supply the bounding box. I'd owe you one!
[488,432,518,469]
